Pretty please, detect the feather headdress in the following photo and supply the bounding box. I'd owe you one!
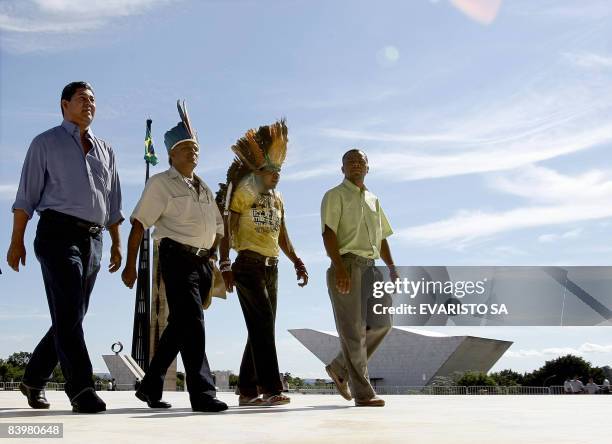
[215,119,288,214]
[164,100,199,153]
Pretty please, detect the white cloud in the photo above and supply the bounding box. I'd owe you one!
[398,166,612,245]
[506,342,612,358]
[538,228,583,244]
[0,0,174,52]
[285,75,612,183]
[563,52,612,69]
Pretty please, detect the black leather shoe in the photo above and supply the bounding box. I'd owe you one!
[71,388,106,414]
[191,395,228,412]
[19,382,50,409]
[135,389,172,408]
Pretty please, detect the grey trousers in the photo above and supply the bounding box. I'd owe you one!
[326,254,392,401]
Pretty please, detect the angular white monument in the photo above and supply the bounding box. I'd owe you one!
[289,327,512,387]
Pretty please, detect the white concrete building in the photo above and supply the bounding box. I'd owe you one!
[289,327,512,387]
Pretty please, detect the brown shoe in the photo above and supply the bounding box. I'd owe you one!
[355,396,385,407]
[325,365,352,401]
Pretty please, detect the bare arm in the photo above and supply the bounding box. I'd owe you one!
[380,238,398,282]
[120,219,144,288]
[279,219,308,287]
[107,221,122,273]
[220,211,239,292]
[6,209,29,272]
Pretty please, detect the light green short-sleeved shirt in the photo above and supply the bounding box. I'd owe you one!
[321,179,393,259]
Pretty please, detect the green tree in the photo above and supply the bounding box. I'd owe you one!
[428,376,455,387]
[523,354,604,386]
[0,359,8,382]
[176,372,185,391]
[7,352,32,368]
[489,369,524,386]
[455,371,497,387]
[282,372,304,389]
[50,365,65,383]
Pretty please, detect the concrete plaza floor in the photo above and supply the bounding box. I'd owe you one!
[0,391,609,444]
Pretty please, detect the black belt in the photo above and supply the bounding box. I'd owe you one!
[40,210,104,235]
[236,250,279,266]
[161,238,212,258]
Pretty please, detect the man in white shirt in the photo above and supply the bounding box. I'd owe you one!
[569,376,585,394]
[585,378,600,394]
[121,102,227,413]
[602,378,610,394]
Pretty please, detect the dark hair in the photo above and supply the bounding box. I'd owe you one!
[342,148,368,163]
[60,81,94,116]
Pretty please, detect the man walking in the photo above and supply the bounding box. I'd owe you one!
[218,120,308,406]
[321,149,397,407]
[121,101,227,412]
[7,81,123,413]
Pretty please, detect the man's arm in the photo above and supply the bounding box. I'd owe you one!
[6,210,29,272]
[380,238,398,282]
[279,220,308,287]
[120,219,145,288]
[322,225,350,294]
[107,222,122,273]
[7,136,47,272]
[219,211,239,292]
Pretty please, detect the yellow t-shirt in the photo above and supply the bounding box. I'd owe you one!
[230,179,284,258]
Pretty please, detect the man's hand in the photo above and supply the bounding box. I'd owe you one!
[6,241,26,272]
[389,265,399,284]
[121,265,137,289]
[222,270,234,293]
[108,244,122,273]
[294,258,309,287]
[335,265,350,294]
[297,269,309,287]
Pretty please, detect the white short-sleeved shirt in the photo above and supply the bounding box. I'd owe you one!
[131,167,223,249]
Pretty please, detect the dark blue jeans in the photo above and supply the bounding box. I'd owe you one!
[233,254,283,397]
[23,216,102,400]
[139,238,216,401]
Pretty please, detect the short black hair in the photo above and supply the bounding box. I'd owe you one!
[342,149,368,163]
[60,81,94,116]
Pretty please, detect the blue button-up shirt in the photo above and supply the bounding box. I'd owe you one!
[12,120,124,227]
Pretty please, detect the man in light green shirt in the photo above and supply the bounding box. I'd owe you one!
[321,149,397,407]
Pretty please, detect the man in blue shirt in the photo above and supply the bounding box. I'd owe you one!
[6,81,123,413]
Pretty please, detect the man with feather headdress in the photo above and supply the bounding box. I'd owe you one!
[121,101,227,413]
[217,119,308,407]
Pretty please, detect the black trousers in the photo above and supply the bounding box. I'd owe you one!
[139,238,216,401]
[23,214,101,400]
[233,253,283,397]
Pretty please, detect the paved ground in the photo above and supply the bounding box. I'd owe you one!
[0,391,609,443]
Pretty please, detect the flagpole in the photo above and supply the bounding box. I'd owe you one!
[131,119,154,372]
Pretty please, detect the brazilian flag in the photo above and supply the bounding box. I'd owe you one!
[144,119,158,166]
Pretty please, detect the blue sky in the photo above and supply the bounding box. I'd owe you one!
[1,0,611,378]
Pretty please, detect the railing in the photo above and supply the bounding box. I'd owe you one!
[278,385,610,395]
[2,381,609,395]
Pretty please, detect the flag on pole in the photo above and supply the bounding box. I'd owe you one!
[144,118,159,165]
